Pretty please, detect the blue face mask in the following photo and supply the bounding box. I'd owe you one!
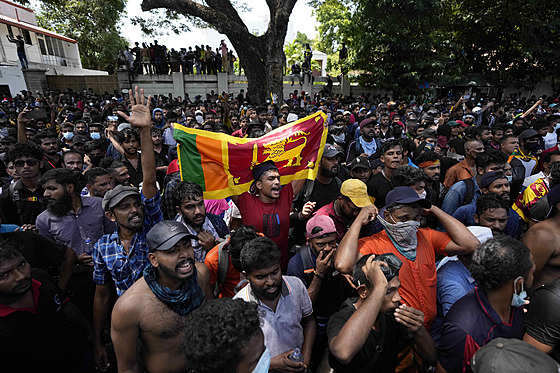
[506,174,513,183]
[63,132,74,140]
[90,132,101,140]
[251,347,270,373]
[511,276,527,307]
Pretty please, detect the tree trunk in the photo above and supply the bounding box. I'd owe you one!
[140,0,297,106]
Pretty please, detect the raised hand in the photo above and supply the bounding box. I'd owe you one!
[117,86,152,129]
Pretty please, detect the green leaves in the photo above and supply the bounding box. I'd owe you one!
[314,0,560,93]
[34,0,127,70]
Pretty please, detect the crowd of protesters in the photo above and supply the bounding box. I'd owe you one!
[0,84,560,373]
[117,40,237,76]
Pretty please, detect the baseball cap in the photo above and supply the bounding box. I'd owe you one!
[323,144,343,158]
[350,156,370,171]
[147,220,197,252]
[419,129,437,140]
[306,215,337,239]
[471,338,559,373]
[340,179,374,207]
[370,158,383,169]
[343,111,352,116]
[252,160,277,181]
[385,186,432,209]
[519,129,539,141]
[72,135,88,145]
[359,118,376,130]
[117,123,131,132]
[102,185,140,211]
[480,171,507,189]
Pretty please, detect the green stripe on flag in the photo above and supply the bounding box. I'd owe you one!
[176,131,205,189]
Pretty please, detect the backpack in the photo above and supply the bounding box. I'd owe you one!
[462,178,475,206]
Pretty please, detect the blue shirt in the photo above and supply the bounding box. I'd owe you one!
[92,192,163,296]
[440,179,480,216]
[430,257,475,345]
[452,201,520,238]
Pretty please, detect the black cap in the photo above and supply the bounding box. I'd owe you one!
[385,186,431,209]
[72,135,88,144]
[147,220,197,252]
[350,156,370,170]
[252,160,277,181]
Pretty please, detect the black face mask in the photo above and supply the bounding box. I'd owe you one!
[393,127,402,138]
[525,141,541,153]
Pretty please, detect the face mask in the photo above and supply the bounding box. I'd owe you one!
[377,214,420,261]
[332,132,345,143]
[525,141,540,153]
[417,191,427,199]
[511,276,527,307]
[63,132,74,140]
[506,174,513,183]
[90,132,101,140]
[251,348,270,373]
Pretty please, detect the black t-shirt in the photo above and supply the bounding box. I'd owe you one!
[309,178,341,211]
[524,278,560,362]
[0,180,46,225]
[0,269,88,371]
[367,172,392,208]
[327,298,411,373]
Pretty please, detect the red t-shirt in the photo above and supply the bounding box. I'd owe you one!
[237,183,293,269]
[359,228,451,329]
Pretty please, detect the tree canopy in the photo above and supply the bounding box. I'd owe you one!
[313,0,560,93]
[16,0,128,71]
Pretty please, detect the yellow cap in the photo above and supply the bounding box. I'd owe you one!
[340,179,375,207]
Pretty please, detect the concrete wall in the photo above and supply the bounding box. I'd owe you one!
[0,64,26,95]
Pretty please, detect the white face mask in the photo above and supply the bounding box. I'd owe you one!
[417,190,427,199]
[251,347,270,373]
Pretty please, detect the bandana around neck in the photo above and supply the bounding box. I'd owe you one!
[143,262,205,316]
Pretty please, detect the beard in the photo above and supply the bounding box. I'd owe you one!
[46,190,73,216]
[124,212,144,232]
[250,278,282,301]
[157,257,194,282]
[321,165,338,178]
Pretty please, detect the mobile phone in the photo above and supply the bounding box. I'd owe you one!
[26,108,47,119]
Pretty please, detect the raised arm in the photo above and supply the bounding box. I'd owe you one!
[335,205,378,274]
[117,86,157,199]
[430,206,479,255]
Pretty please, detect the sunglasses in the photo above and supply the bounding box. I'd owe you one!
[14,159,39,167]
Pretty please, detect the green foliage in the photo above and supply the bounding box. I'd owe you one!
[313,0,560,93]
[33,0,128,71]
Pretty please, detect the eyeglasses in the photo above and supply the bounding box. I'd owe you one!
[14,159,39,167]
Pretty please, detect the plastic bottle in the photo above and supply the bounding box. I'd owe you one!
[288,348,303,363]
[84,238,93,255]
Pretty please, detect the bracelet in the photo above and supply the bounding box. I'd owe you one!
[314,271,324,280]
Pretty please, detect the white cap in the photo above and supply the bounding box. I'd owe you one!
[467,226,493,245]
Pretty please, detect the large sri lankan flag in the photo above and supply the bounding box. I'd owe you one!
[173,111,329,199]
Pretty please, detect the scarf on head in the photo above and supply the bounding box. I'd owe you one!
[143,263,205,316]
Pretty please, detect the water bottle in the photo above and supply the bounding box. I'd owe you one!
[84,238,93,255]
[288,348,303,363]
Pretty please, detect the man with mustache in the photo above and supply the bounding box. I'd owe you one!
[234,237,316,372]
[111,220,212,373]
[36,168,116,321]
[92,87,163,372]
[172,181,229,262]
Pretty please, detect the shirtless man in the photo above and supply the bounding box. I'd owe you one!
[110,220,213,373]
[523,189,560,288]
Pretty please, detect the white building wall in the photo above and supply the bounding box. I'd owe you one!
[0,64,27,95]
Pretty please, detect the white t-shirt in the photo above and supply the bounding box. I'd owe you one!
[543,131,557,150]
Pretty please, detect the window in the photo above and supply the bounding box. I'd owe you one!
[45,36,54,55]
[38,38,46,54]
[22,29,31,45]
[6,25,13,38]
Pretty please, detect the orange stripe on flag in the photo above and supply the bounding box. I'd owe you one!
[197,137,229,191]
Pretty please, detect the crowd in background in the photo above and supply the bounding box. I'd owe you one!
[0,85,559,372]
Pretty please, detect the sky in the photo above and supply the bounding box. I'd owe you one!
[120,0,319,50]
